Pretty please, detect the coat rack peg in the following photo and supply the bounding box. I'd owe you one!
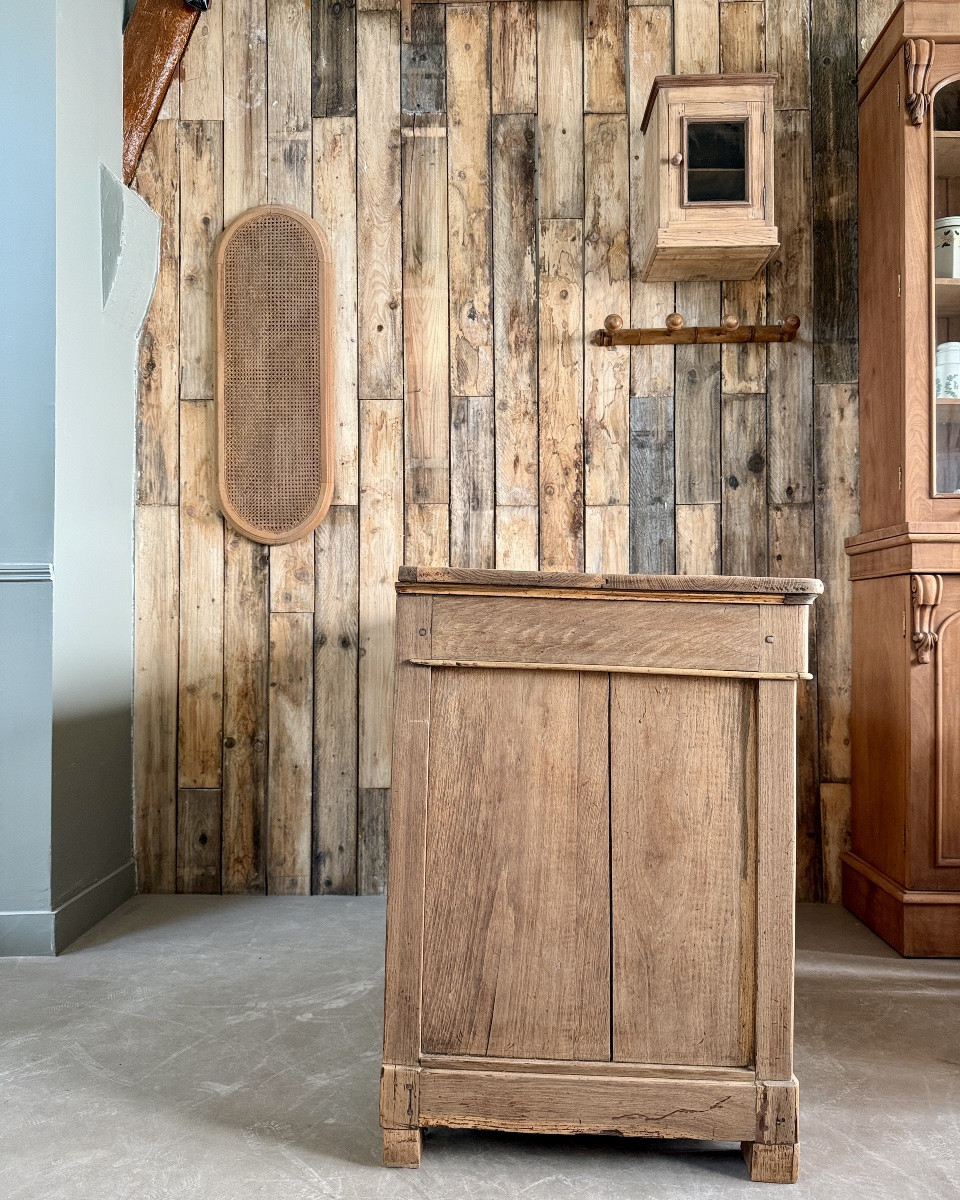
[593,312,801,347]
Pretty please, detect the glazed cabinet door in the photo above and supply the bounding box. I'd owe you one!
[420,667,611,1060]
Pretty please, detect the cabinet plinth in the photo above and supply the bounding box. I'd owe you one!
[381,567,820,1182]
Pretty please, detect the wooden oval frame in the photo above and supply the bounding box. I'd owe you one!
[215,204,335,545]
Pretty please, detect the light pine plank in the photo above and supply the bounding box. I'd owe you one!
[676,503,720,575]
[629,394,675,574]
[179,121,223,400]
[814,383,858,783]
[675,283,722,506]
[721,394,768,577]
[491,1,537,115]
[768,110,813,506]
[223,0,268,224]
[450,395,495,568]
[134,505,179,893]
[492,115,538,506]
[134,119,179,506]
[267,0,312,211]
[584,114,630,508]
[402,114,450,507]
[447,5,493,398]
[628,5,673,400]
[536,1,584,219]
[495,506,539,570]
[357,10,403,398]
[585,0,627,115]
[314,504,359,894]
[177,788,222,893]
[585,504,629,573]
[538,219,585,572]
[359,398,403,790]
[267,611,314,895]
[673,0,719,74]
[314,117,360,504]
[312,0,358,118]
[179,0,224,120]
[404,501,450,568]
[270,537,315,613]
[222,529,269,894]
[767,0,811,110]
[178,401,224,790]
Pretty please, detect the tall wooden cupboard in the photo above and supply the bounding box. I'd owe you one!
[845,2,960,955]
[381,567,821,1184]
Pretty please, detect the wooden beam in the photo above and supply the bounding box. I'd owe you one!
[123,0,201,184]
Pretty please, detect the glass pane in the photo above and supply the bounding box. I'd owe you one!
[685,121,747,204]
[934,81,960,492]
[935,81,960,131]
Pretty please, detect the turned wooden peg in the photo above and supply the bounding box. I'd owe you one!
[604,314,624,334]
[665,312,685,331]
[782,315,801,336]
[721,314,740,331]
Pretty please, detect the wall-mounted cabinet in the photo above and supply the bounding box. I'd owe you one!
[639,74,779,282]
[844,4,960,956]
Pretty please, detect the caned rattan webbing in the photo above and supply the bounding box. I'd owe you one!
[215,205,334,544]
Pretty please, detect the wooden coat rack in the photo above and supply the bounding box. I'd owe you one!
[593,312,801,347]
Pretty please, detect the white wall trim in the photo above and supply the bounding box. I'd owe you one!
[0,563,54,583]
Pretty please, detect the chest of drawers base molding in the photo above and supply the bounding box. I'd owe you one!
[380,568,821,1185]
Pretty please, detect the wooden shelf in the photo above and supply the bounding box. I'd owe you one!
[935,277,960,316]
[935,131,960,179]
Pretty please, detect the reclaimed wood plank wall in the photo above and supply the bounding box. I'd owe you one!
[132,0,894,900]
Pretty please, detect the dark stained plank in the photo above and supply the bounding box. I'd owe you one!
[177,788,222,894]
[629,395,675,574]
[312,0,358,117]
[450,395,495,569]
[401,4,446,115]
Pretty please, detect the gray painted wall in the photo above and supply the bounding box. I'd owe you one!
[0,0,159,954]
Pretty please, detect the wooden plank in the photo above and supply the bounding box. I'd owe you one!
[314,505,359,894]
[814,383,859,785]
[134,119,179,506]
[857,0,898,65]
[612,673,756,1065]
[270,538,315,613]
[179,0,223,120]
[178,401,224,790]
[673,0,719,74]
[675,284,722,507]
[360,786,390,894]
[585,504,629,573]
[628,5,673,401]
[719,0,767,397]
[357,10,403,398]
[821,781,852,904]
[267,611,314,895]
[179,121,222,401]
[176,788,222,894]
[422,669,610,1059]
[721,394,768,577]
[584,114,630,509]
[401,4,446,115]
[755,679,797,1079]
[492,115,538,507]
[536,1,584,219]
[359,398,404,791]
[223,0,268,224]
[585,0,627,115]
[267,0,312,211]
[450,395,495,568]
[812,0,858,385]
[539,220,585,572]
[491,1,537,115]
[382,596,432,1054]
[312,0,358,118]
[122,0,199,183]
[314,117,360,504]
[419,1070,757,1140]
[768,109,813,506]
[629,395,675,574]
[496,506,539,570]
[767,0,811,110]
[676,503,721,575]
[404,502,449,567]
[447,5,493,398]
[402,114,450,506]
[134,505,179,893]
[222,528,269,894]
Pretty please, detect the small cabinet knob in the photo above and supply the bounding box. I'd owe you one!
[670,152,684,167]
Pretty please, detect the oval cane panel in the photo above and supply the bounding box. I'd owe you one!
[215,205,334,544]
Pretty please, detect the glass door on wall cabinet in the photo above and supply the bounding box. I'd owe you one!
[934,81,960,494]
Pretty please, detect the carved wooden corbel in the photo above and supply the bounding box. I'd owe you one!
[904,39,936,127]
[911,573,943,664]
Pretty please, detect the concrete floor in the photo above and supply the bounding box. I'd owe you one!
[1,900,959,1200]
